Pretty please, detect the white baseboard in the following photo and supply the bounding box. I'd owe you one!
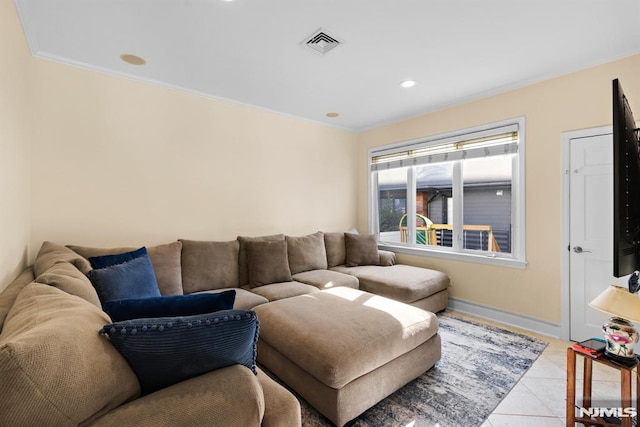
[447,298,562,339]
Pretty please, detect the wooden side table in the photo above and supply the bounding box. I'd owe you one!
[566,347,639,427]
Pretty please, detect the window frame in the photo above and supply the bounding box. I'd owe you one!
[368,117,527,269]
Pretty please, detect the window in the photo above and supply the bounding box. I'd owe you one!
[369,118,525,268]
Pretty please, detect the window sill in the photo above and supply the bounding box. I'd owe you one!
[377,242,527,269]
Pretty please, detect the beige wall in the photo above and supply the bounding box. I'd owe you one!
[0,0,32,291]
[29,59,357,254]
[3,0,639,328]
[356,54,640,325]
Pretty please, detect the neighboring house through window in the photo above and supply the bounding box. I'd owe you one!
[369,117,526,268]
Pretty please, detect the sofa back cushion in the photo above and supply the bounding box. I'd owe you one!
[68,241,183,296]
[246,240,292,287]
[35,262,101,308]
[285,232,328,275]
[324,232,347,268]
[33,241,92,277]
[180,239,240,293]
[0,283,140,426]
[237,234,284,286]
[345,233,380,267]
[0,268,34,334]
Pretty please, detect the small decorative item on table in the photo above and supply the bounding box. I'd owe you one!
[602,317,639,365]
[589,277,640,366]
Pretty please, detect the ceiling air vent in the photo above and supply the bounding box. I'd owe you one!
[301,28,343,55]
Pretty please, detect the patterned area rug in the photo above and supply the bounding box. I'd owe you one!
[298,312,548,427]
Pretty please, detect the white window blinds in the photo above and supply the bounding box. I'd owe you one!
[370,123,519,172]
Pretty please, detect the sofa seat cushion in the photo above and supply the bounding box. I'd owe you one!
[90,365,267,427]
[250,281,319,302]
[68,242,183,296]
[0,283,140,427]
[331,264,450,304]
[180,239,240,293]
[253,287,438,389]
[195,288,269,310]
[292,269,359,290]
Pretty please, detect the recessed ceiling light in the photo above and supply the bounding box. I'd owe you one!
[326,112,340,118]
[400,80,416,88]
[120,54,146,66]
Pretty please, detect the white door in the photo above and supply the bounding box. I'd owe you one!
[569,132,628,341]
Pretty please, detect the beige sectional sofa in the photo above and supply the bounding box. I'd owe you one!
[0,231,449,426]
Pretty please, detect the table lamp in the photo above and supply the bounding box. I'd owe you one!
[589,284,640,364]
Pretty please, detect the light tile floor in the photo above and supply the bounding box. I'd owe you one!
[448,311,635,427]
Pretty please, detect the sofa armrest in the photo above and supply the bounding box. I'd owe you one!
[87,365,265,427]
[378,250,396,266]
[257,368,302,427]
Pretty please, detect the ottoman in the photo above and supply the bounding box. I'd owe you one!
[253,287,441,426]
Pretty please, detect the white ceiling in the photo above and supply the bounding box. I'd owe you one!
[15,0,640,131]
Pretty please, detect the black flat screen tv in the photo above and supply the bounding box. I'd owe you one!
[613,78,640,279]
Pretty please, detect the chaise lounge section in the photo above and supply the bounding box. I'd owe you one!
[324,231,450,313]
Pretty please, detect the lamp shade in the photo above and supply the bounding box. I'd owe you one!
[589,285,640,323]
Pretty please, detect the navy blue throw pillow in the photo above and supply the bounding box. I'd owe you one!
[88,247,148,269]
[103,291,236,322]
[99,310,259,395]
[88,255,161,305]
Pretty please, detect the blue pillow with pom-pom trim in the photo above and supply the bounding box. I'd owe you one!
[99,309,259,395]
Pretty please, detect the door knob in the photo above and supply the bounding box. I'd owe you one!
[573,246,592,253]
